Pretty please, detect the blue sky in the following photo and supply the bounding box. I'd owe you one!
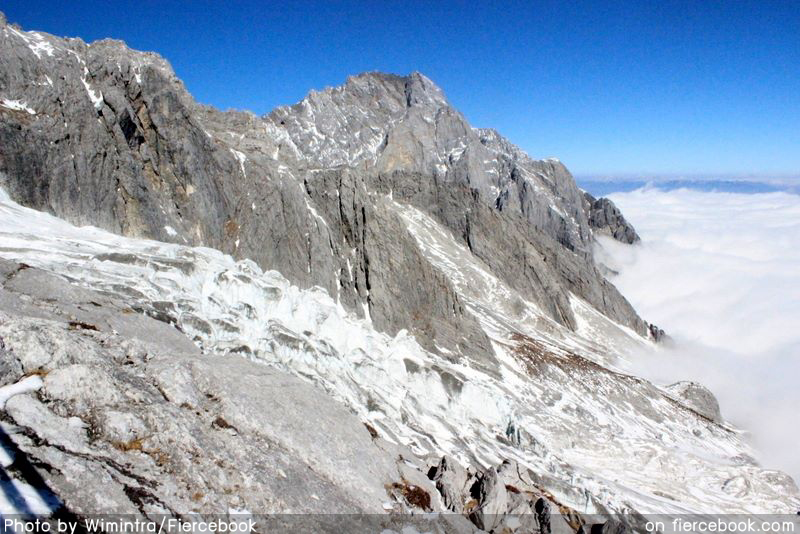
[3,1,798,176]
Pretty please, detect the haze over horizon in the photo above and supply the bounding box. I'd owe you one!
[3,0,798,177]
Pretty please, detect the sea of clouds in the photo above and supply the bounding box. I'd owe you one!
[596,187,800,484]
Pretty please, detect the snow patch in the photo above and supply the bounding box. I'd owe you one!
[1,99,35,114]
[81,73,103,110]
[230,149,247,177]
[0,376,43,409]
[304,198,328,228]
[8,27,56,59]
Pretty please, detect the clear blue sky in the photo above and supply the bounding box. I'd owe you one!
[3,1,799,176]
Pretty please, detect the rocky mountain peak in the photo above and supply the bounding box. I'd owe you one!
[302,70,450,113]
[0,17,651,344]
[403,70,450,107]
[262,70,455,171]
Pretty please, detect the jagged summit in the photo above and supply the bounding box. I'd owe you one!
[299,70,450,108]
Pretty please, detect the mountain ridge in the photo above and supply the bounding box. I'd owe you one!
[0,13,650,356]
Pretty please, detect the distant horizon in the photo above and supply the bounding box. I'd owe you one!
[575,173,800,183]
[3,1,798,177]
[577,176,800,198]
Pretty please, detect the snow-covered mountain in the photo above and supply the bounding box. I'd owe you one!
[1,13,798,530]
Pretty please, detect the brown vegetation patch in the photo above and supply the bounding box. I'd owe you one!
[510,334,731,431]
[363,422,379,439]
[212,416,238,432]
[68,321,99,331]
[464,498,479,512]
[224,219,239,238]
[532,485,584,531]
[510,332,638,382]
[113,437,144,452]
[146,449,170,467]
[389,481,432,511]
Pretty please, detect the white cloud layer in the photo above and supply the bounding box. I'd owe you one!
[597,188,800,484]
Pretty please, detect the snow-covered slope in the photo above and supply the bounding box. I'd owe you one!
[1,189,797,516]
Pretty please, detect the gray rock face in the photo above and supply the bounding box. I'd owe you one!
[666,381,723,424]
[0,14,647,356]
[468,467,509,532]
[583,192,640,244]
[429,455,472,512]
[425,457,595,534]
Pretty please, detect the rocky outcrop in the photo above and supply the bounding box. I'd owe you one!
[0,14,647,354]
[425,457,629,534]
[582,192,640,244]
[666,381,723,424]
[648,322,666,342]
